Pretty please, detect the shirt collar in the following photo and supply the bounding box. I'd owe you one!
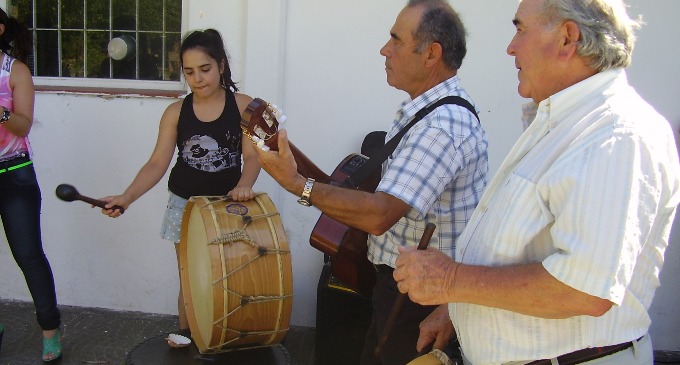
[398,75,462,121]
[522,68,627,129]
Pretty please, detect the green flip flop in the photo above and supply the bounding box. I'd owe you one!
[42,328,62,362]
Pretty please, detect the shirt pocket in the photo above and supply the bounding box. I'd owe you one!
[461,172,552,265]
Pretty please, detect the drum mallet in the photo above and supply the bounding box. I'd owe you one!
[55,183,124,214]
[374,222,436,358]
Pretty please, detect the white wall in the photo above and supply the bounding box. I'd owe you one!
[0,0,678,351]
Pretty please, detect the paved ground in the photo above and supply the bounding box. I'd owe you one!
[1,299,679,365]
[0,299,315,365]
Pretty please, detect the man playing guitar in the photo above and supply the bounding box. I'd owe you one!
[255,1,488,364]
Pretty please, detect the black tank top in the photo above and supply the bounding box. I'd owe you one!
[168,90,242,199]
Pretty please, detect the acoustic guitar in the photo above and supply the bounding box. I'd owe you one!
[241,98,377,296]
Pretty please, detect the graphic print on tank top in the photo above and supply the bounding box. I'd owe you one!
[180,129,241,172]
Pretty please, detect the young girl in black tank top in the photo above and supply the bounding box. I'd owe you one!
[98,29,260,337]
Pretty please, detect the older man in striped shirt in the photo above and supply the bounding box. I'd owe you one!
[395,1,680,364]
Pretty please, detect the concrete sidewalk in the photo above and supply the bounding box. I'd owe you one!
[0,299,315,365]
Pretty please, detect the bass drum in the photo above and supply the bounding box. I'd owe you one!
[179,193,293,354]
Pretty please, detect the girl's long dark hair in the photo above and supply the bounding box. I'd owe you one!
[0,8,32,64]
[180,28,238,92]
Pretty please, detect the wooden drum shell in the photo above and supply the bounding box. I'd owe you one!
[179,193,293,354]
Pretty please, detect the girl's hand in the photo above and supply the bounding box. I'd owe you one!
[228,186,255,201]
[99,195,130,218]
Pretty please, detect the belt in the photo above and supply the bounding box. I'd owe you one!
[0,155,32,174]
[526,336,643,365]
[374,264,394,274]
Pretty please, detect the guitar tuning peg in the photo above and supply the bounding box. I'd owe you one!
[256,139,270,151]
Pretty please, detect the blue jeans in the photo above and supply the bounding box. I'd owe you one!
[0,158,61,330]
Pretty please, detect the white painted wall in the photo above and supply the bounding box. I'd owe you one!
[0,0,678,351]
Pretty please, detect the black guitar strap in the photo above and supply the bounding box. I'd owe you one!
[345,96,479,188]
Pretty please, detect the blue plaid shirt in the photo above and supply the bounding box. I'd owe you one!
[368,75,488,267]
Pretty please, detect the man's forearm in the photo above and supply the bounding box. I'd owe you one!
[453,263,613,319]
[310,183,409,235]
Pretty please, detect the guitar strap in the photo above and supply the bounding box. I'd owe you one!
[345,95,479,188]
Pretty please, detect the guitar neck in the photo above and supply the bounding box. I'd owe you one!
[288,142,332,184]
[241,97,331,184]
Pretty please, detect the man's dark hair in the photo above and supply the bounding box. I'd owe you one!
[408,0,467,70]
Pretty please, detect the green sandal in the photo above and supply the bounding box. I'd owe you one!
[42,328,62,362]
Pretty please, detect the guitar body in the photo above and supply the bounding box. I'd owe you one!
[309,154,381,297]
[317,218,375,297]
[242,98,379,296]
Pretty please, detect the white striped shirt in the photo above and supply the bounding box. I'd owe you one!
[451,69,680,365]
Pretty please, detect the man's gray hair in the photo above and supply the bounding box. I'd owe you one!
[542,0,642,71]
[407,0,467,70]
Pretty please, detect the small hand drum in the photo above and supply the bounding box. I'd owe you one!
[407,350,454,365]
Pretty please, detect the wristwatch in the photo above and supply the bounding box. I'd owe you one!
[0,107,10,124]
[297,178,315,206]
